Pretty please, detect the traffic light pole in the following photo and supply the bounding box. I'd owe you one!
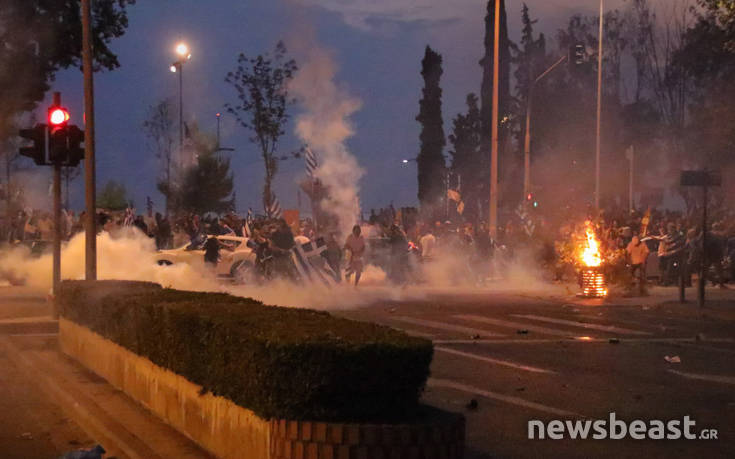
[52,93,62,318]
[52,162,61,316]
[82,0,97,280]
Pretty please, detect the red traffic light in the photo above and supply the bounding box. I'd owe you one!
[49,107,70,126]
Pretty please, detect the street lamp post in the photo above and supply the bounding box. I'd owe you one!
[170,42,191,170]
[595,0,604,210]
[523,54,567,201]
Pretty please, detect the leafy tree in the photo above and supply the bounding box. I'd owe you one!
[159,123,234,215]
[225,41,297,216]
[449,94,483,222]
[0,0,135,141]
[178,152,235,216]
[143,98,176,214]
[416,46,446,218]
[97,180,131,211]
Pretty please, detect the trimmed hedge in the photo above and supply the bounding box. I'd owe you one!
[58,280,433,422]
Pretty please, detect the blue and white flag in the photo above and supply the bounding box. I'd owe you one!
[305,147,318,179]
[266,194,282,219]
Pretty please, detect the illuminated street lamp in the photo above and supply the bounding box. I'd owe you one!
[170,42,191,168]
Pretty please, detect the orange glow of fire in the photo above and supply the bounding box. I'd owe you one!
[580,221,602,267]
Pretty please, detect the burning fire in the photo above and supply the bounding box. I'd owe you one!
[578,221,607,297]
[580,221,602,267]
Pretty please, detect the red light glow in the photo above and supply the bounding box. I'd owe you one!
[49,108,70,126]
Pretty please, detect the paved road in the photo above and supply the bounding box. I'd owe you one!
[338,289,735,459]
[2,282,733,458]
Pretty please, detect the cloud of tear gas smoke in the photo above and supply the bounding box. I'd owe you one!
[0,230,416,309]
[288,34,364,237]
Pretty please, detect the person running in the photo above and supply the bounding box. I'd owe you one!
[344,225,366,286]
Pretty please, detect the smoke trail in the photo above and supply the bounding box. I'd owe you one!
[288,39,364,237]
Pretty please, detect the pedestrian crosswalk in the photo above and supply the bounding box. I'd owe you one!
[385,312,663,341]
[509,314,652,335]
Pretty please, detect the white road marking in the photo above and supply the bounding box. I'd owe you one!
[433,337,735,345]
[668,369,735,385]
[511,314,651,335]
[391,316,505,337]
[428,378,584,417]
[454,314,584,337]
[435,347,555,374]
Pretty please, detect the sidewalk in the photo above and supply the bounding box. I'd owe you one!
[0,286,211,458]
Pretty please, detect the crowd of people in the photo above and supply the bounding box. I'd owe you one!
[3,203,735,293]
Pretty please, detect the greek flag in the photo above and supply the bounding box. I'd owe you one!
[305,147,318,179]
[266,194,282,219]
[290,237,337,287]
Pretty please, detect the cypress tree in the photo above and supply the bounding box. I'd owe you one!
[416,46,447,219]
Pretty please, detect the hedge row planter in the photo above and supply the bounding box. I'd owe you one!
[58,281,464,459]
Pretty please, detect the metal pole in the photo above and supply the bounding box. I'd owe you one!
[81,0,96,280]
[523,87,532,201]
[179,63,183,170]
[699,184,707,307]
[595,0,604,211]
[51,93,61,317]
[216,113,221,148]
[628,146,634,213]
[53,162,61,312]
[523,55,566,202]
[489,0,500,238]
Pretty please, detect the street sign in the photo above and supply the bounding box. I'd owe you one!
[680,170,722,187]
[678,170,721,308]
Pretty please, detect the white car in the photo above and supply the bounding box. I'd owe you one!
[154,235,257,283]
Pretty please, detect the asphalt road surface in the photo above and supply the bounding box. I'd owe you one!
[2,283,734,458]
[338,289,735,459]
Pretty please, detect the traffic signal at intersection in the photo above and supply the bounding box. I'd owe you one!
[18,125,48,165]
[18,103,84,167]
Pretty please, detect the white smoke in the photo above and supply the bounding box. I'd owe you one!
[289,39,364,237]
[0,230,419,309]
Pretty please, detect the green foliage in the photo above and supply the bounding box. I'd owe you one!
[416,46,446,218]
[97,180,131,211]
[0,0,135,140]
[225,42,297,215]
[449,94,483,222]
[157,123,234,215]
[58,281,433,422]
[178,151,235,215]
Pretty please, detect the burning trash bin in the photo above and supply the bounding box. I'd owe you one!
[578,221,608,298]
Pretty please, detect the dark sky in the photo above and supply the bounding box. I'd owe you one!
[42,0,628,215]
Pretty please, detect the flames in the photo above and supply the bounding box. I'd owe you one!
[577,220,607,297]
[580,221,602,267]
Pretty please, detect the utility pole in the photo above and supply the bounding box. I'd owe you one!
[595,0,604,211]
[489,0,500,238]
[82,0,97,280]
